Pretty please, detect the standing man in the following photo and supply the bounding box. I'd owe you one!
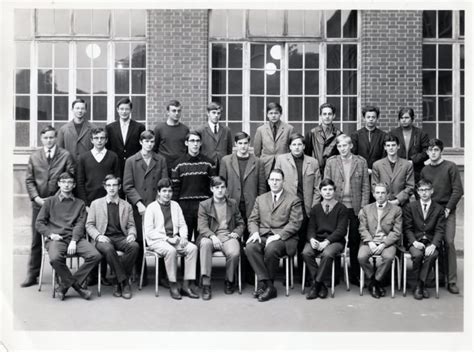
[35,172,102,300]
[372,135,415,207]
[86,175,139,299]
[57,98,95,164]
[106,98,146,179]
[197,102,233,170]
[420,139,463,294]
[390,107,429,182]
[324,134,370,285]
[305,103,342,175]
[197,176,244,300]
[253,102,294,178]
[153,100,189,174]
[403,179,446,300]
[246,169,303,302]
[171,130,216,241]
[21,125,75,288]
[358,183,402,299]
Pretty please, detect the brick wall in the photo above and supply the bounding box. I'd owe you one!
[360,10,423,130]
[147,10,209,130]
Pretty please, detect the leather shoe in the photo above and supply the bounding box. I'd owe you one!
[112,283,122,297]
[369,284,381,299]
[56,285,68,301]
[318,283,328,299]
[180,287,199,299]
[20,276,38,288]
[72,283,92,300]
[378,285,386,297]
[159,277,170,289]
[122,282,132,299]
[202,285,212,300]
[258,286,277,302]
[422,288,430,299]
[306,284,319,300]
[413,285,423,300]
[252,287,265,298]
[170,287,182,300]
[224,280,235,295]
[448,283,459,294]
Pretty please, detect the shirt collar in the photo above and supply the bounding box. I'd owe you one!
[272,190,284,201]
[376,202,387,209]
[106,196,120,205]
[58,192,75,202]
[321,199,337,208]
[430,158,444,166]
[91,148,107,157]
[270,120,281,130]
[208,121,219,131]
[44,145,57,155]
[120,118,131,127]
[420,199,432,208]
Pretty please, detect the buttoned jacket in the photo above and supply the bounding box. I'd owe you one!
[57,120,95,163]
[403,200,446,248]
[197,123,233,164]
[358,202,402,247]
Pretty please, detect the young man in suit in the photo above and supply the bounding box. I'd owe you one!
[197,176,245,299]
[420,139,464,294]
[86,175,139,299]
[246,168,303,302]
[403,179,446,300]
[324,134,370,286]
[389,107,429,182]
[358,183,402,299]
[105,98,146,179]
[253,102,294,179]
[152,100,189,174]
[35,172,102,300]
[372,134,415,207]
[57,98,95,164]
[305,103,342,175]
[197,102,233,170]
[22,125,75,288]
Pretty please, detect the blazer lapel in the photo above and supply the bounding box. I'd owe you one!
[275,124,285,142]
[287,154,296,170]
[145,155,157,177]
[231,154,241,178]
[336,156,345,181]
[391,158,403,181]
[243,155,256,180]
[206,125,218,142]
[124,120,135,146]
[76,121,89,142]
[272,191,285,213]
[114,122,125,147]
[302,156,310,175]
[264,124,274,142]
[349,156,359,177]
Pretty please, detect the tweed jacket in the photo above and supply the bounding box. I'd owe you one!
[57,120,95,163]
[350,127,386,169]
[123,151,168,207]
[144,200,188,248]
[403,200,446,249]
[324,155,370,214]
[372,157,415,206]
[196,197,245,245]
[305,124,342,173]
[86,196,137,241]
[219,153,267,218]
[274,153,321,215]
[197,123,233,165]
[253,121,294,178]
[358,202,402,247]
[248,190,303,256]
[25,146,75,201]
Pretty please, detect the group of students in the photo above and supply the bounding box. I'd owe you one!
[21,97,463,303]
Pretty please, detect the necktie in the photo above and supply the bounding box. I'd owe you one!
[214,124,218,134]
[273,125,277,139]
[325,204,330,214]
[423,203,427,219]
[273,194,277,206]
[47,149,52,164]
[368,130,371,143]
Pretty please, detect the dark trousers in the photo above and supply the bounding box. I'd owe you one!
[46,238,102,289]
[239,202,254,283]
[347,208,361,280]
[179,200,200,242]
[26,203,42,278]
[245,237,286,281]
[95,236,140,283]
[302,242,344,283]
[409,246,439,284]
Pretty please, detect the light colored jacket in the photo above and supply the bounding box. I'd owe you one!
[57,120,95,163]
[358,202,402,247]
[144,200,187,248]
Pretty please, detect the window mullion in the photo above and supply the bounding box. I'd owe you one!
[242,42,250,134]
[281,43,288,123]
[319,42,326,126]
[69,41,75,121]
[452,43,460,148]
[30,41,38,147]
[107,41,115,123]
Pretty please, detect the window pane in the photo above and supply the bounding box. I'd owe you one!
[461,97,464,122]
[54,10,70,35]
[131,44,146,68]
[55,43,69,68]
[132,96,146,121]
[16,70,30,94]
[305,97,319,121]
[327,45,341,69]
[212,70,226,94]
[438,97,452,121]
[54,96,69,121]
[291,123,303,134]
[461,70,464,95]
[327,97,340,117]
[305,11,322,36]
[94,69,108,94]
[288,71,302,95]
[423,97,436,121]
[422,71,436,95]
[115,43,130,68]
[74,10,92,34]
[423,123,436,140]
[76,69,91,94]
[288,97,302,121]
[251,44,265,69]
[305,71,319,95]
[77,43,92,68]
[266,70,280,95]
[438,123,452,146]
[54,69,69,94]
[228,96,242,120]
[423,11,436,38]
[38,96,52,120]
[438,11,452,38]
[250,70,264,95]
[327,71,340,95]
[305,44,319,69]
[15,96,30,121]
[93,10,110,35]
[15,9,32,38]
[93,96,108,121]
[38,43,52,68]
[438,71,452,95]
[267,10,284,36]
[250,97,264,121]
[342,10,357,38]
[212,43,226,68]
[460,10,464,36]
[288,44,303,69]
[460,45,464,69]
[343,45,357,69]
[342,123,357,136]
[267,45,281,69]
[16,42,30,68]
[131,10,146,37]
[228,70,242,94]
[461,123,464,147]
[248,10,266,36]
[438,45,452,69]
[343,71,357,95]
[38,69,52,94]
[92,42,107,68]
[131,70,146,94]
[228,44,243,68]
[15,122,30,147]
[115,70,130,94]
[422,45,436,68]
[209,10,227,37]
[287,10,305,35]
[227,10,244,38]
[114,10,130,37]
[228,123,242,138]
[326,10,341,38]
[37,9,54,34]
[342,97,357,121]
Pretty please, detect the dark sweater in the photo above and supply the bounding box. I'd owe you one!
[153,122,189,170]
[420,160,464,210]
[77,150,120,206]
[306,202,349,244]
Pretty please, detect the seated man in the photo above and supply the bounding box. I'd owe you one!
[86,175,140,299]
[35,172,102,300]
[144,178,199,300]
[358,183,402,299]
[404,179,445,300]
[302,178,348,300]
[197,176,245,300]
[246,168,303,302]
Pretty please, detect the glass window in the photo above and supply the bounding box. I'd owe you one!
[15,9,33,39]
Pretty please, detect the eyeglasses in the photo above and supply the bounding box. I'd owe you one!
[188,139,201,143]
[92,136,107,140]
[59,180,74,185]
[417,188,432,192]
[105,183,119,188]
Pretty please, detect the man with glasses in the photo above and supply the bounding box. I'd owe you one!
[86,175,139,299]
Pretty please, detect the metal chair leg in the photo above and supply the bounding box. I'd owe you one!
[343,255,350,291]
[403,256,407,297]
[285,257,289,296]
[435,258,439,299]
[301,261,306,294]
[155,256,159,297]
[359,267,364,296]
[238,255,242,294]
[52,269,56,298]
[331,259,335,298]
[98,262,102,297]
[391,260,395,298]
[139,255,146,290]
[290,256,294,289]
[254,273,258,293]
[38,253,45,292]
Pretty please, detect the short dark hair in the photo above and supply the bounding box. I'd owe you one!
[319,103,336,115]
[398,107,415,120]
[210,176,227,188]
[40,125,57,136]
[186,130,202,141]
[157,178,173,191]
[140,130,155,141]
[234,131,250,143]
[207,102,222,112]
[269,168,284,180]
[384,134,400,145]
[428,138,444,151]
[91,127,107,138]
[266,102,282,114]
[362,105,380,118]
[288,133,305,146]
[416,179,433,190]
[319,178,335,190]
[72,98,87,109]
[116,97,133,109]
[59,171,74,181]
[102,174,121,186]
[166,100,181,111]
[372,182,389,193]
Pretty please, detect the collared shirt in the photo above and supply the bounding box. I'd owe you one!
[58,192,75,202]
[44,145,57,159]
[321,199,338,214]
[106,196,120,205]
[272,190,283,204]
[420,199,432,219]
[91,148,107,163]
[208,121,219,134]
[120,118,131,142]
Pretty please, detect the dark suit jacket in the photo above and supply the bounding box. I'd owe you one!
[197,123,233,165]
[57,120,95,163]
[389,126,429,180]
[248,190,303,256]
[105,119,146,176]
[358,202,402,247]
[350,127,386,169]
[403,200,446,248]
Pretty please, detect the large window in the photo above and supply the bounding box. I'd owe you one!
[14,9,147,148]
[422,10,464,149]
[209,10,360,138]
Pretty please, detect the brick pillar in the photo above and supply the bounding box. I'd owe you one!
[360,10,423,131]
[147,10,209,130]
